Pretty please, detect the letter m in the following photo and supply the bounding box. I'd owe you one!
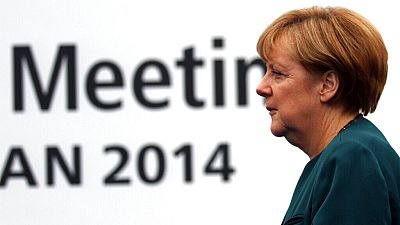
[13,45,77,111]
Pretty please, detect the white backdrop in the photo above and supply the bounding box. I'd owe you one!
[1,1,399,225]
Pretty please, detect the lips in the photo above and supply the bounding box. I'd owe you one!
[266,106,277,112]
[266,106,277,115]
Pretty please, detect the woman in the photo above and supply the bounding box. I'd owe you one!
[256,6,400,225]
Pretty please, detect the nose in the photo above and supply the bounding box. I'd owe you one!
[256,72,272,97]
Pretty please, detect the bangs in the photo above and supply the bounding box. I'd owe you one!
[257,25,295,63]
[256,29,272,62]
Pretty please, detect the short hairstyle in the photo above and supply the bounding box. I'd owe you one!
[257,6,388,115]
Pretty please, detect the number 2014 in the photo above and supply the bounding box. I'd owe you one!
[104,142,236,185]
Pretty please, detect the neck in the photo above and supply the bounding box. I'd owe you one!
[288,108,359,160]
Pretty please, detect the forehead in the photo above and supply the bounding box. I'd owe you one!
[266,41,297,69]
[267,41,321,81]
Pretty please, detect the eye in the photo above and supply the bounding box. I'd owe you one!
[271,70,287,79]
[265,63,288,80]
[272,70,284,76]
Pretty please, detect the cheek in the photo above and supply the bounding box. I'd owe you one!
[277,89,316,119]
[278,100,298,120]
[277,88,298,110]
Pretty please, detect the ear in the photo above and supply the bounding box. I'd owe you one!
[319,70,339,103]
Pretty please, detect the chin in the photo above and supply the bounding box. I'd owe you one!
[270,125,286,137]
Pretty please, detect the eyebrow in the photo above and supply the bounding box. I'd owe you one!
[266,61,287,71]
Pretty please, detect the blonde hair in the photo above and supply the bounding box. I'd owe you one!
[257,6,388,115]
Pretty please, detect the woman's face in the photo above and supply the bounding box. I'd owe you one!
[256,42,322,140]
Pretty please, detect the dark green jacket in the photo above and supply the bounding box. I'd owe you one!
[282,117,400,225]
